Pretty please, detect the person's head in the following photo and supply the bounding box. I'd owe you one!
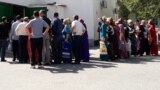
[54,12,59,18]
[33,11,39,17]
[115,21,119,25]
[135,20,140,26]
[117,18,123,24]
[74,15,79,20]
[106,17,114,26]
[63,18,71,25]
[148,19,154,25]
[141,20,146,26]
[98,17,102,22]
[101,16,106,23]
[16,15,22,21]
[23,17,29,22]
[80,19,85,24]
[2,16,7,23]
[39,10,46,17]
[127,19,133,26]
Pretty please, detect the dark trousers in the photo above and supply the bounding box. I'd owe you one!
[12,40,19,61]
[0,40,8,60]
[144,39,150,55]
[19,36,29,63]
[107,43,115,60]
[72,36,82,64]
[130,37,137,55]
[30,38,43,66]
[51,36,62,64]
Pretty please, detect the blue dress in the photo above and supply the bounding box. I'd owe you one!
[100,23,108,61]
[62,25,72,63]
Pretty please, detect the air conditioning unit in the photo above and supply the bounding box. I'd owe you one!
[100,0,107,8]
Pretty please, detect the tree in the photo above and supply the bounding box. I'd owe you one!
[117,0,160,19]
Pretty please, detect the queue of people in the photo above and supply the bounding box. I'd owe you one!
[0,10,90,69]
[0,10,159,68]
[99,16,159,61]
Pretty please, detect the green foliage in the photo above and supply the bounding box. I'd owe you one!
[117,0,160,19]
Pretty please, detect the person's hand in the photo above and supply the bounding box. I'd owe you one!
[7,38,10,42]
[65,39,68,42]
[72,32,76,35]
[120,40,125,45]
[101,38,105,42]
[9,39,12,43]
[43,33,46,36]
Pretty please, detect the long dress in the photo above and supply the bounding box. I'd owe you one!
[118,24,128,58]
[149,25,158,56]
[113,25,120,58]
[100,23,108,61]
[82,31,90,62]
[107,25,115,60]
[127,26,137,56]
[62,25,72,63]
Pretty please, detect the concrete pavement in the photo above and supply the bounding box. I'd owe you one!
[0,48,160,90]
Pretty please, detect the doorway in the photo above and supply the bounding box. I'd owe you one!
[13,5,25,18]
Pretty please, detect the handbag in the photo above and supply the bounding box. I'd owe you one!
[99,41,107,55]
[62,41,71,59]
[7,42,12,52]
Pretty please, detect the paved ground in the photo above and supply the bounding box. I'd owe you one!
[0,48,160,90]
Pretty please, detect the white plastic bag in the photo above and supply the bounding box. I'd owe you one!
[7,42,12,52]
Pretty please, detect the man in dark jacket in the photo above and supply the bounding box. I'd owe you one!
[51,12,63,64]
[0,16,10,62]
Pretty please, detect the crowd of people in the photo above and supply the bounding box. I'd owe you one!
[98,16,159,61]
[0,10,90,69]
[0,10,159,68]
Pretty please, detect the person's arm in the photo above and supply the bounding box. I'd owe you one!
[26,21,32,36]
[81,24,86,36]
[9,24,14,41]
[119,24,123,41]
[71,22,76,35]
[15,24,20,36]
[51,20,58,36]
[43,20,50,36]
[148,26,152,42]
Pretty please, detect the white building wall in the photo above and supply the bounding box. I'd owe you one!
[102,0,118,20]
[46,0,95,44]
[0,0,29,6]
[0,0,117,45]
[0,0,45,7]
[46,0,117,45]
[93,0,103,41]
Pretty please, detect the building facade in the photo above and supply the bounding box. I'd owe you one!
[0,0,118,46]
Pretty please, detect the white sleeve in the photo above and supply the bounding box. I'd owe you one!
[71,21,76,28]
[15,24,20,35]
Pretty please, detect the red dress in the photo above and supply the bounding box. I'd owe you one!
[27,28,39,63]
[149,25,158,56]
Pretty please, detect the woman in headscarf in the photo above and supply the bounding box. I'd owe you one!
[117,18,128,58]
[99,16,108,61]
[135,20,141,56]
[114,21,120,58]
[148,19,158,56]
[61,18,72,63]
[106,17,116,60]
[80,19,90,62]
[126,19,137,57]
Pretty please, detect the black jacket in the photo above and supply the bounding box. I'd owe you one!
[0,22,10,40]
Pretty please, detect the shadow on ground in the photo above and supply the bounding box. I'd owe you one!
[39,61,117,73]
[90,47,160,64]
[5,48,160,74]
